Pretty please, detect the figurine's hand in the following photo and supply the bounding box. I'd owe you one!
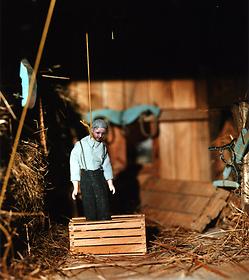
[72,181,80,200]
[109,184,115,194]
[72,189,78,200]
[107,179,115,195]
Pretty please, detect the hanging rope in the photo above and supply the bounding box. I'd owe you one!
[80,119,92,137]
[0,0,56,210]
[81,32,93,138]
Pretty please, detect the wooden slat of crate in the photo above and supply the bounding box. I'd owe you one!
[69,214,146,256]
[71,214,143,222]
[73,236,143,246]
[71,219,143,231]
[71,244,145,255]
[72,228,143,238]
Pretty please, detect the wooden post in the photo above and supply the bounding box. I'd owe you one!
[232,102,249,212]
[242,153,249,212]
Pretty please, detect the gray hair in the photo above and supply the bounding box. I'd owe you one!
[92,119,108,130]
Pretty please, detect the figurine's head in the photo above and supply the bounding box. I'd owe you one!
[91,119,108,142]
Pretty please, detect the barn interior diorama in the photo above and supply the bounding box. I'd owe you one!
[1,0,249,279]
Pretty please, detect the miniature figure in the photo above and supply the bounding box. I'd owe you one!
[70,119,115,220]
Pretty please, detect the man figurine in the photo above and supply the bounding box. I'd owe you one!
[70,119,115,220]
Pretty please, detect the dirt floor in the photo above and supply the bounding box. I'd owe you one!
[3,198,249,280]
[3,220,249,280]
[51,213,249,280]
[53,259,249,280]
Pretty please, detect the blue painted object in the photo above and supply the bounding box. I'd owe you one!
[210,129,249,189]
[213,180,240,189]
[122,105,160,125]
[20,61,29,107]
[19,58,37,109]
[86,109,122,125]
[222,166,232,180]
[85,105,160,126]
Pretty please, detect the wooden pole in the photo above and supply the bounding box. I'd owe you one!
[234,102,249,211]
[240,102,249,212]
[39,97,48,156]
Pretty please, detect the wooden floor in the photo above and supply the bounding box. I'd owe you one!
[53,260,249,280]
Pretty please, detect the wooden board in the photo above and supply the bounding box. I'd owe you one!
[69,214,147,256]
[157,79,211,181]
[102,81,127,173]
[124,80,150,107]
[140,177,230,232]
[158,109,208,121]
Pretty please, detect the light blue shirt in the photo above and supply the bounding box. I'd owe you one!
[70,135,113,182]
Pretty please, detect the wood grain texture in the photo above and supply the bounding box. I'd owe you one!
[66,79,212,181]
[140,177,229,232]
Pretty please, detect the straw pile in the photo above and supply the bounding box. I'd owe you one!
[5,223,69,280]
[0,140,48,278]
[6,140,48,213]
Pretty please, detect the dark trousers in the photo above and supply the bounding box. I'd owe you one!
[80,169,111,221]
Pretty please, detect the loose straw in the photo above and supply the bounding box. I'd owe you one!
[0,90,17,120]
[0,0,56,210]
[0,223,12,274]
[0,210,45,217]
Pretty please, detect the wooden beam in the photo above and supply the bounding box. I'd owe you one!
[158,109,209,122]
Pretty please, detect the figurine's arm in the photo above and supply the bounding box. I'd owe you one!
[107,179,115,194]
[102,148,115,194]
[72,181,80,200]
[70,142,82,200]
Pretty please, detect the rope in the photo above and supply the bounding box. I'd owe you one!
[0,0,56,210]
[83,32,93,138]
[0,222,12,274]
[80,119,92,137]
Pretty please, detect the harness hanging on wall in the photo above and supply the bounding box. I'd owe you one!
[138,113,159,139]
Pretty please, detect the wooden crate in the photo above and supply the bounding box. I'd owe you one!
[69,214,147,256]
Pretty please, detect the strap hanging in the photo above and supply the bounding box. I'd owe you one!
[79,140,88,170]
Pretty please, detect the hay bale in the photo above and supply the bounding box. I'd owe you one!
[6,140,48,213]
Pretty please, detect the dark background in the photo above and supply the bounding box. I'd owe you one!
[0,0,248,221]
[1,0,248,88]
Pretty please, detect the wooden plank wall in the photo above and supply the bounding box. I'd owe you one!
[158,80,211,181]
[67,79,211,181]
[102,81,127,172]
